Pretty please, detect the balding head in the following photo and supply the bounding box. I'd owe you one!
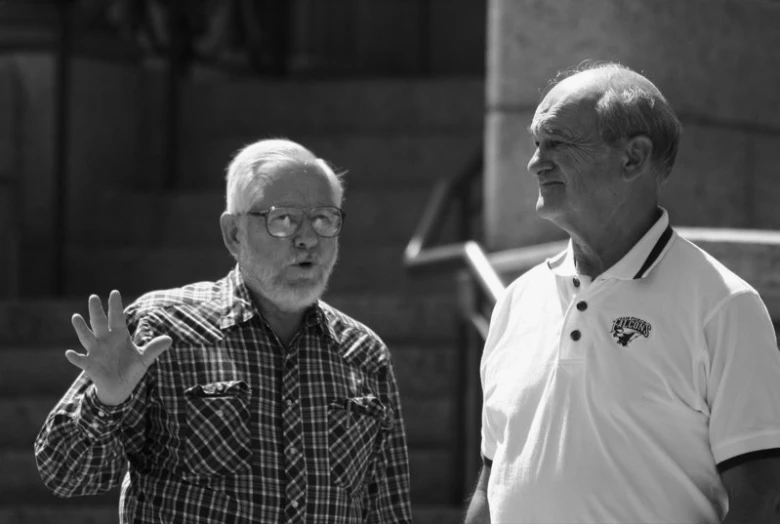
[535,63,682,180]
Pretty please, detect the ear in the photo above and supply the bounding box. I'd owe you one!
[621,135,653,181]
[220,212,241,261]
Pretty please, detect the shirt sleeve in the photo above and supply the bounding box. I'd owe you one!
[364,358,413,524]
[33,306,153,497]
[704,291,780,464]
[480,286,513,464]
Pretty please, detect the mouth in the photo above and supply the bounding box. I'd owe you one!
[291,259,318,269]
[539,180,564,188]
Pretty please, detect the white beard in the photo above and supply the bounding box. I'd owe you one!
[241,251,337,313]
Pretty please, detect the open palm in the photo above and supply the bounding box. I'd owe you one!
[65,290,171,406]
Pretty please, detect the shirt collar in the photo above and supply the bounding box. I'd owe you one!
[219,265,337,342]
[547,208,674,280]
[218,266,257,331]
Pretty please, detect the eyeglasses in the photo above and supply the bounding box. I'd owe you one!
[244,206,345,238]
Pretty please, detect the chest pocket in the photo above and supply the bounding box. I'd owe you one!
[327,395,393,496]
[183,380,252,478]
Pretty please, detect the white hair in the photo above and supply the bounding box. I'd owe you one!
[225,138,344,213]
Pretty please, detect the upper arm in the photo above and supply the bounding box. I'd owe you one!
[718,450,780,520]
[704,292,780,464]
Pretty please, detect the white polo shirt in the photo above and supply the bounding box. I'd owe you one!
[480,209,780,524]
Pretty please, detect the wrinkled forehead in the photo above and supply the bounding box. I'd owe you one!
[530,74,604,137]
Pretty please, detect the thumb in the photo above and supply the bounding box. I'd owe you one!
[64,349,89,371]
[140,336,172,367]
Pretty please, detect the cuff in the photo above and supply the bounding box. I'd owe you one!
[76,385,132,440]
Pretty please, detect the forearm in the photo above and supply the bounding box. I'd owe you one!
[464,488,490,524]
[465,464,491,524]
[34,375,129,497]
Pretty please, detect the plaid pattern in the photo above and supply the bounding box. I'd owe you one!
[35,267,412,524]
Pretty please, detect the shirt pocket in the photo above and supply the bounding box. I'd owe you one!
[183,380,252,478]
[327,395,394,496]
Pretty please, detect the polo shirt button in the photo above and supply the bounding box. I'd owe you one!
[571,330,581,341]
[576,301,587,311]
[572,277,580,287]
[291,501,299,508]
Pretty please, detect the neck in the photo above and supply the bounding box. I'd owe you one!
[250,290,308,347]
[567,203,660,279]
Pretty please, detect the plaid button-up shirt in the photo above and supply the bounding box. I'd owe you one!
[35,267,413,523]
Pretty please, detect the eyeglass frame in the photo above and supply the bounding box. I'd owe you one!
[242,205,346,238]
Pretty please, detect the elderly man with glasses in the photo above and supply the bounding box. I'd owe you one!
[34,138,413,524]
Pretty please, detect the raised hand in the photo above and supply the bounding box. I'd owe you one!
[65,290,172,406]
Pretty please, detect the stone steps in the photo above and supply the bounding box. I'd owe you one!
[177,79,484,137]
[0,293,458,346]
[0,444,455,505]
[67,187,459,250]
[0,340,459,447]
[3,394,454,450]
[171,134,482,192]
[63,245,456,296]
[0,504,464,524]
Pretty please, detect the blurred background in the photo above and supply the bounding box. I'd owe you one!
[0,1,779,523]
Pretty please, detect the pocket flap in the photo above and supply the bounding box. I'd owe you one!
[331,395,394,430]
[185,380,250,398]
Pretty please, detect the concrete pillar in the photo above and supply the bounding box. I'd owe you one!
[485,0,780,250]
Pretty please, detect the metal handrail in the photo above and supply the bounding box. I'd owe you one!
[402,150,505,304]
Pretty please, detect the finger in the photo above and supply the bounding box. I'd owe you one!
[140,336,172,367]
[107,290,127,331]
[88,294,109,337]
[71,314,97,350]
[64,349,89,371]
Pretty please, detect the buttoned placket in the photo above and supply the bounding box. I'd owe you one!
[281,342,306,523]
[559,275,602,361]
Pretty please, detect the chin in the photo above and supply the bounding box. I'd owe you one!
[270,280,328,313]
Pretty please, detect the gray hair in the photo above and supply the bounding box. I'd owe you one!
[225,138,345,213]
[547,61,682,179]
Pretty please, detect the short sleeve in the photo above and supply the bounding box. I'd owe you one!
[479,286,513,464]
[705,291,780,464]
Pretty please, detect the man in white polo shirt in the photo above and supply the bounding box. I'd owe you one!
[465,62,780,523]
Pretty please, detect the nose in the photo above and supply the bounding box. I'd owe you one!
[293,216,319,249]
[527,147,552,176]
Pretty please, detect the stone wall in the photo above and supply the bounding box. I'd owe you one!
[485,0,780,249]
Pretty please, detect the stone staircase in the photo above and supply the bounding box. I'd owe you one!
[0,69,483,523]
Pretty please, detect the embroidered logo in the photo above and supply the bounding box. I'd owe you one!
[610,316,651,347]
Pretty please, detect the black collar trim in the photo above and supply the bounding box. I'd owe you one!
[632,225,673,280]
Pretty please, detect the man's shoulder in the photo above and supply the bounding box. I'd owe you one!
[665,234,758,297]
[318,301,390,372]
[503,260,557,296]
[125,279,227,344]
[128,280,222,312]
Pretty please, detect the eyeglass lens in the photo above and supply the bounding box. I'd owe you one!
[266,207,343,238]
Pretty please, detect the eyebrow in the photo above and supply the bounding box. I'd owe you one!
[527,123,575,141]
